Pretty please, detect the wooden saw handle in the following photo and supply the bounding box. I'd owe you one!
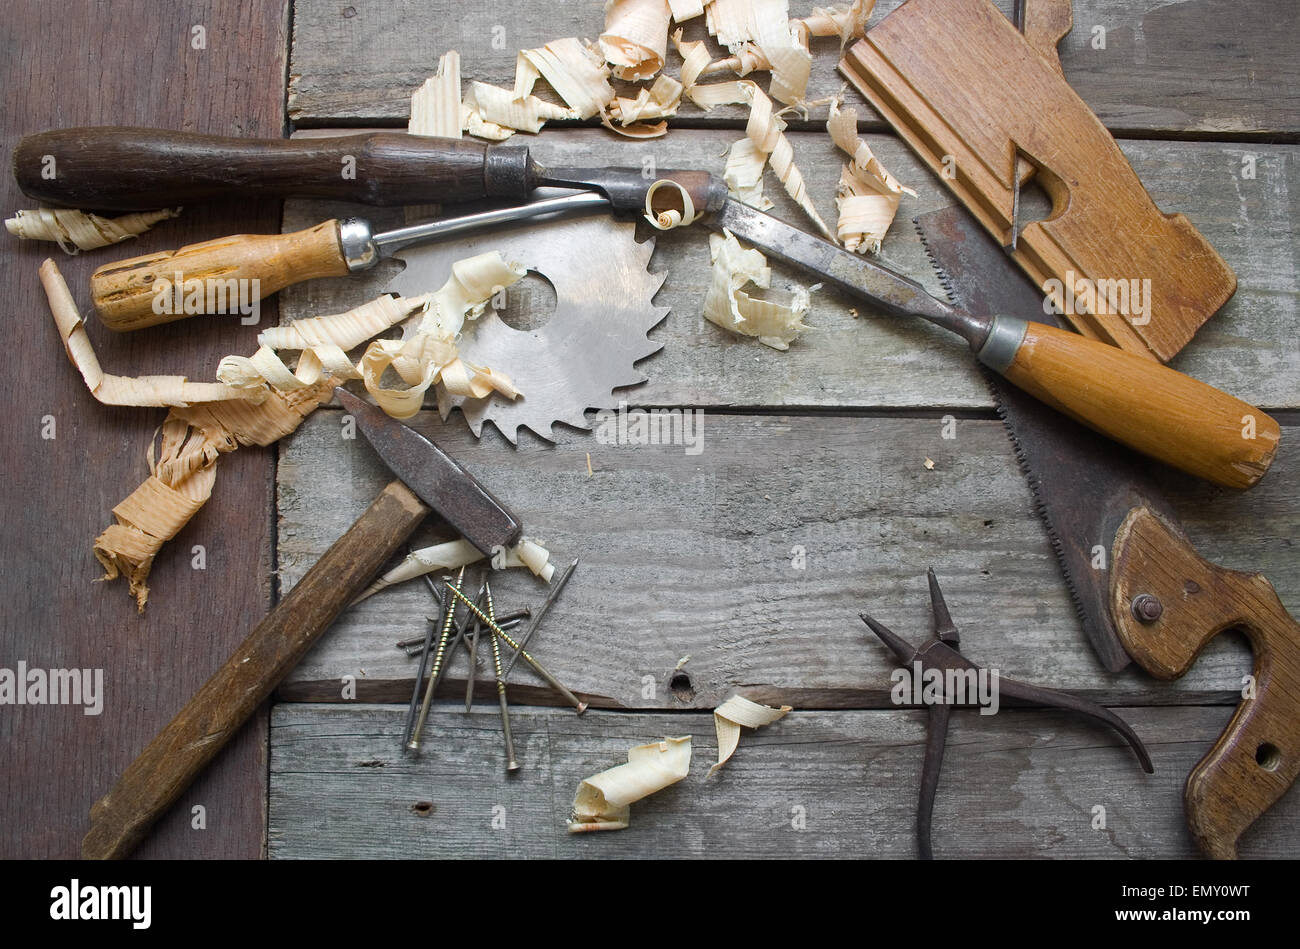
[1112,507,1300,859]
[13,127,533,210]
[81,480,428,860]
[993,319,1280,490]
[91,219,349,330]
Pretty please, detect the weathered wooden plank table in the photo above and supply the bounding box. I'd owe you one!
[2,0,1297,860]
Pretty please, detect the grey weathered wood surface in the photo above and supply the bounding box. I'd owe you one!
[275,410,1299,706]
[263,0,1300,858]
[278,129,1300,411]
[268,704,1300,858]
[0,0,290,859]
[287,0,1300,136]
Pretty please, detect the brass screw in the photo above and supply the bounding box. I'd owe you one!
[407,566,464,752]
[486,583,520,771]
[444,582,588,714]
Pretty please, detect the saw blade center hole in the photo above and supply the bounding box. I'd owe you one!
[492,270,557,334]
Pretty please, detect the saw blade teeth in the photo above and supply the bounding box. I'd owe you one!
[913,217,956,305]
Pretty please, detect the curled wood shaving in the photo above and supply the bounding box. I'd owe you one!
[97,384,332,611]
[643,178,696,229]
[705,229,809,350]
[709,694,792,776]
[466,81,577,135]
[672,29,756,110]
[568,736,692,832]
[794,0,875,47]
[222,252,525,420]
[600,0,672,81]
[40,260,253,407]
[745,86,834,240]
[723,137,772,209]
[355,537,556,603]
[518,38,615,120]
[667,0,704,20]
[827,100,915,253]
[409,51,462,137]
[604,74,683,137]
[9,207,180,254]
[704,0,811,106]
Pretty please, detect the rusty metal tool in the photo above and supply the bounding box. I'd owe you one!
[861,569,1153,859]
[12,127,1280,486]
[81,389,523,859]
[502,558,578,679]
[918,204,1300,859]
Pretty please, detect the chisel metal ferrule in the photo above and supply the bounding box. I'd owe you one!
[339,218,379,272]
[976,314,1029,374]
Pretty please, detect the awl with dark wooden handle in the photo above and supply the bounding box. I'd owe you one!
[15,127,1279,489]
[82,389,521,859]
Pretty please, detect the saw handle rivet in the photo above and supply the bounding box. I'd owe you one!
[1130,593,1163,624]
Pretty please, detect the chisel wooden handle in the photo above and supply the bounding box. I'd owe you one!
[81,480,428,860]
[983,317,1280,490]
[91,220,351,330]
[1112,507,1300,859]
[13,127,536,210]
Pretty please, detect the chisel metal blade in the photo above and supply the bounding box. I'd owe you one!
[334,387,522,555]
[914,206,1181,672]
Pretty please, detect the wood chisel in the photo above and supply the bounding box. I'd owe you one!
[80,388,520,859]
[12,127,1280,489]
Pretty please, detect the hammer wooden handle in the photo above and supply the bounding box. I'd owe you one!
[1113,507,1300,859]
[91,220,349,330]
[998,320,1279,490]
[82,480,428,860]
[13,127,530,210]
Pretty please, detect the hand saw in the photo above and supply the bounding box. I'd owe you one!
[917,204,1300,860]
[12,127,1280,489]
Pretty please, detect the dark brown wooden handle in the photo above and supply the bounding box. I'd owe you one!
[91,219,349,331]
[81,479,428,860]
[14,127,536,211]
[1112,507,1300,859]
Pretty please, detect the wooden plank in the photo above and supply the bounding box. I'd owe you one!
[274,410,1300,707]
[266,704,1300,858]
[276,129,1300,412]
[287,0,1300,136]
[0,0,290,858]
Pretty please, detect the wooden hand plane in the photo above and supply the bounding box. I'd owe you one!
[841,0,1237,362]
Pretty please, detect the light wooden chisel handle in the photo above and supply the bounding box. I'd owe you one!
[81,480,429,860]
[988,318,1279,490]
[91,219,349,331]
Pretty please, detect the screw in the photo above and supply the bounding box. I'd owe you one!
[486,583,520,771]
[1131,593,1163,624]
[444,581,588,714]
[397,608,529,650]
[408,566,465,752]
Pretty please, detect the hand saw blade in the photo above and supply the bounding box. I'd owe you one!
[915,205,1181,672]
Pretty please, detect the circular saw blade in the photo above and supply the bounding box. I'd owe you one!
[387,213,668,444]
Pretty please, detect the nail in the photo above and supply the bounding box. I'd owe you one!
[397,608,529,650]
[407,566,464,752]
[401,561,452,750]
[485,583,520,771]
[501,558,579,680]
[444,582,588,714]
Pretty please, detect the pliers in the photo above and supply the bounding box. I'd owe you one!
[860,568,1154,859]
